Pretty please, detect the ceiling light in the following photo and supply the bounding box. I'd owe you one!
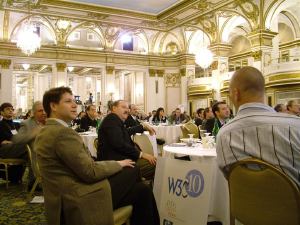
[195,47,213,69]
[16,20,41,56]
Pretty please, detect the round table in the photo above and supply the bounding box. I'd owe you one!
[151,125,182,144]
[79,132,98,157]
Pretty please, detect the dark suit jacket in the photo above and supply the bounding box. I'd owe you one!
[124,115,140,128]
[204,118,215,134]
[35,119,122,225]
[98,113,143,161]
[0,119,20,144]
[80,115,97,131]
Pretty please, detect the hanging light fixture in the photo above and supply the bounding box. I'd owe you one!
[16,19,41,56]
[195,16,213,69]
[16,1,41,56]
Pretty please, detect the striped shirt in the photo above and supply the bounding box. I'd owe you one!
[216,102,300,186]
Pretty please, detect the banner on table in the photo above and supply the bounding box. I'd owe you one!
[153,157,214,225]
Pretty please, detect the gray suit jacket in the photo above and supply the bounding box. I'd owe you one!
[34,119,122,225]
[12,117,41,149]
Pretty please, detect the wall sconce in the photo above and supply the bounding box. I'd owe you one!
[67,66,74,72]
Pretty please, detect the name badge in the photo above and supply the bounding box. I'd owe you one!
[11,129,18,135]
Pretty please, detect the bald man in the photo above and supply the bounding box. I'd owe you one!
[216,66,300,186]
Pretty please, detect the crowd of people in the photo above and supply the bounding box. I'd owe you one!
[0,66,299,225]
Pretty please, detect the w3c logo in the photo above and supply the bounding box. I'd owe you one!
[168,169,204,198]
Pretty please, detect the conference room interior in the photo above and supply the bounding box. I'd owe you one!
[0,0,300,224]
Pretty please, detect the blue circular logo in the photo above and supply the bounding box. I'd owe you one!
[185,170,204,197]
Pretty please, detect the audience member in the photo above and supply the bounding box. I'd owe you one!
[125,104,165,146]
[0,102,27,183]
[170,108,187,124]
[80,104,97,131]
[152,107,167,124]
[12,101,46,190]
[205,101,230,136]
[194,108,204,126]
[148,110,156,123]
[287,100,300,116]
[274,103,287,113]
[98,100,157,180]
[216,66,300,187]
[201,107,214,130]
[35,87,159,225]
[73,111,86,125]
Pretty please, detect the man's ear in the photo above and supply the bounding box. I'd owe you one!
[50,102,57,114]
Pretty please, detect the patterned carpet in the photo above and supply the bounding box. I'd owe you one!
[0,181,46,225]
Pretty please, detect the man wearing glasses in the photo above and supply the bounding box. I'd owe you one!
[0,102,27,183]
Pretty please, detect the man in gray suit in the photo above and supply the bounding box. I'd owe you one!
[35,87,159,225]
[12,101,46,190]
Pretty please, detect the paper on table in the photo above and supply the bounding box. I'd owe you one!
[30,196,44,203]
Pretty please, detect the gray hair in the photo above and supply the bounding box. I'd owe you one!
[32,101,43,113]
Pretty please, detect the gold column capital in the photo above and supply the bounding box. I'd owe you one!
[56,63,67,72]
[149,69,156,77]
[0,59,12,69]
[157,70,164,77]
[106,66,115,74]
[180,68,186,77]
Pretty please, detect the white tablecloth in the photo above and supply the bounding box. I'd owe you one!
[151,125,182,144]
[79,132,98,157]
[156,143,229,225]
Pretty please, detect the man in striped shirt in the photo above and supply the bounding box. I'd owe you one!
[216,66,300,186]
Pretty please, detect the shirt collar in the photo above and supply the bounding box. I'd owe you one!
[238,102,275,114]
[48,118,69,127]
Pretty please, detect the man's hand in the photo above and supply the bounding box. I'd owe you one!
[1,140,12,145]
[142,152,157,165]
[117,159,135,168]
[141,123,156,136]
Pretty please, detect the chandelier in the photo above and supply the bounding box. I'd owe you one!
[195,16,213,69]
[195,47,213,69]
[16,19,41,56]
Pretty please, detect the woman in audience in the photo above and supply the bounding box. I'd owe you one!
[152,107,167,124]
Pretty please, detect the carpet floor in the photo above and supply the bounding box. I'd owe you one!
[0,181,46,225]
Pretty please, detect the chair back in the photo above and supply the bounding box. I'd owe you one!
[26,144,41,179]
[133,134,154,156]
[228,158,300,225]
[182,122,199,138]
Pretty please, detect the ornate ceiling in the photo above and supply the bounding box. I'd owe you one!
[64,0,184,14]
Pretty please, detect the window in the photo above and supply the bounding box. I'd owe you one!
[123,37,133,51]
[87,32,95,41]
[70,31,80,41]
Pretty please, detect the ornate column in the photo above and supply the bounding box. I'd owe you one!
[0,59,13,103]
[209,43,232,101]
[102,66,115,111]
[246,29,277,70]
[52,63,67,87]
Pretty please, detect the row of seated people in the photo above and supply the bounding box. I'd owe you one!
[0,89,160,225]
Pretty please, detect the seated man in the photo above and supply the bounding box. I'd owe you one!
[0,102,27,183]
[35,87,159,225]
[170,108,188,124]
[80,104,97,131]
[216,66,300,187]
[125,104,165,145]
[205,101,230,136]
[98,100,157,180]
[12,101,46,190]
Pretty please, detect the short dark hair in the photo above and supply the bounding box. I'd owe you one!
[0,102,13,112]
[274,104,284,112]
[43,86,73,117]
[203,107,211,119]
[196,108,204,115]
[212,101,226,117]
[85,104,95,112]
